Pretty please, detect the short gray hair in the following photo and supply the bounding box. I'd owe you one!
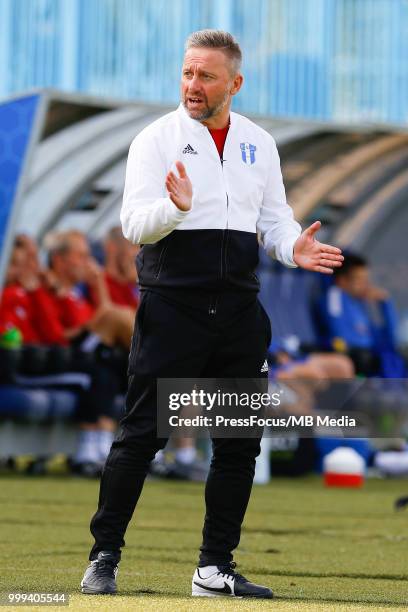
[184,29,242,74]
[44,229,86,267]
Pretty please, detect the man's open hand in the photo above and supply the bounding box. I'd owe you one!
[165,161,193,211]
[293,221,343,274]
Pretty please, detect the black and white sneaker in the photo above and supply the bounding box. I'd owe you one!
[192,562,273,598]
[80,551,119,594]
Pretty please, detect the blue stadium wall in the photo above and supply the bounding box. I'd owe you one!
[0,0,407,125]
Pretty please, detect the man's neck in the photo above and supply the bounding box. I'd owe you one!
[200,109,231,130]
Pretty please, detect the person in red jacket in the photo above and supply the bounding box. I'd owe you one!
[44,229,135,348]
[44,230,139,469]
[0,233,129,473]
[103,226,140,310]
[4,230,134,355]
[0,243,37,342]
[0,238,62,345]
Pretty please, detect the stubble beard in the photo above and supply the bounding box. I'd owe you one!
[183,89,230,122]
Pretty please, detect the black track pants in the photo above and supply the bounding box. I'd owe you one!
[89,290,271,565]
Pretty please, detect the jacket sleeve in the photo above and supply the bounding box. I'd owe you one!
[257,136,301,267]
[120,129,192,244]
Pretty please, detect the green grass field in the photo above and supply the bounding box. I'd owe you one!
[0,475,407,611]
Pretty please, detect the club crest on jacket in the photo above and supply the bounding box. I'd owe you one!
[240,142,256,164]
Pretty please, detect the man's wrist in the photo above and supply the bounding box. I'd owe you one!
[285,236,299,268]
[174,200,192,212]
[168,196,193,217]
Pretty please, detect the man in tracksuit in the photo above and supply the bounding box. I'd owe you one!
[81,29,343,599]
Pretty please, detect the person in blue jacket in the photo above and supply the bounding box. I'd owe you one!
[320,253,401,376]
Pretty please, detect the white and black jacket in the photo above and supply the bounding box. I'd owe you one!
[121,104,302,292]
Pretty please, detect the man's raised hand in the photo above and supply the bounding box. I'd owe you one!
[165,161,193,212]
[293,221,343,274]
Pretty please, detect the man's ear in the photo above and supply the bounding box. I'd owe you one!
[230,73,243,96]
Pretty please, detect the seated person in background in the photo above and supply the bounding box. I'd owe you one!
[319,253,401,376]
[103,226,140,310]
[45,229,134,349]
[271,347,355,420]
[0,236,60,345]
[45,230,139,472]
[0,233,129,474]
[0,231,134,350]
[275,350,354,380]
[0,241,36,341]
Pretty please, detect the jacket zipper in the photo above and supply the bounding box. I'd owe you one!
[206,129,230,309]
[220,155,229,283]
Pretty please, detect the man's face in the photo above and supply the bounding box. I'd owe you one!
[18,235,40,275]
[61,236,91,284]
[6,248,26,285]
[181,48,238,122]
[338,266,370,299]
